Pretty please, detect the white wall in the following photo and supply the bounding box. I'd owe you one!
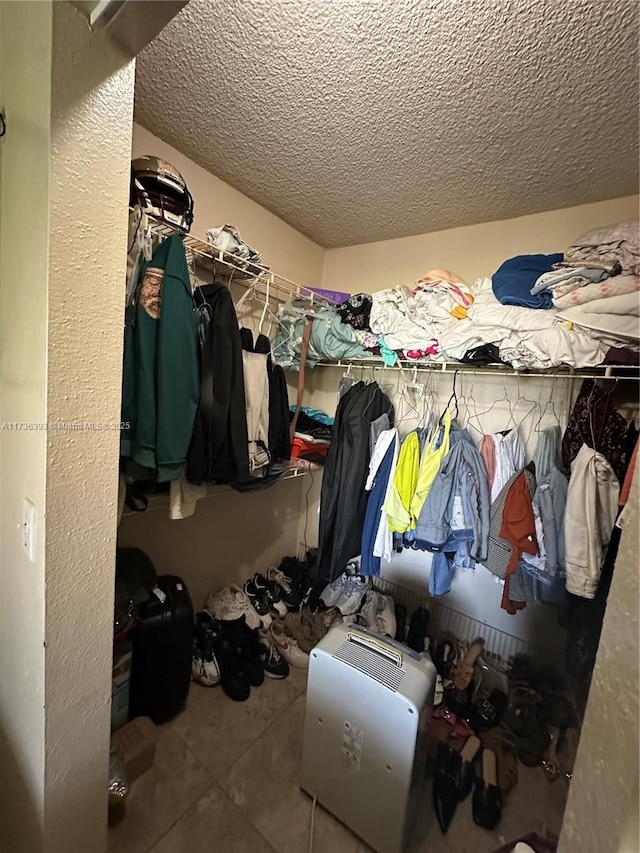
[43,7,134,851]
[0,4,51,850]
[321,194,639,291]
[0,4,134,852]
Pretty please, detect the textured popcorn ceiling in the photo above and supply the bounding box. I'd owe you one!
[135,0,639,248]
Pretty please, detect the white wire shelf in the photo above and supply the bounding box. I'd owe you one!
[121,462,314,518]
[314,357,640,381]
[146,215,338,305]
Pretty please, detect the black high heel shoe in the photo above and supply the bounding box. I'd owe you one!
[472,748,503,830]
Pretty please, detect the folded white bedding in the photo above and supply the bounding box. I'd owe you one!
[556,289,640,347]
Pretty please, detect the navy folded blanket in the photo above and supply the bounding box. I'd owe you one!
[492,253,563,309]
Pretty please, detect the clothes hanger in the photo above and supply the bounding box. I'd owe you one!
[535,376,561,433]
[440,369,460,424]
[467,385,514,436]
[394,366,424,429]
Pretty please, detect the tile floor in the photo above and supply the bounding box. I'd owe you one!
[110,666,568,853]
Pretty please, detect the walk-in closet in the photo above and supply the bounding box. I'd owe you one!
[1,2,638,853]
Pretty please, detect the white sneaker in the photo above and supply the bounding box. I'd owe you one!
[376,594,397,638]
[335,575,371,616]
[320,573,352,608]
[267,566,292,597]
[205,584,261,630]
[271,621,310,668]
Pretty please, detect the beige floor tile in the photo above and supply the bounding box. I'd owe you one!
[285,664,308,694]
[149,784,275,853]
[219,695,362,853]
[108,725,213,853]
[171,677,299,779]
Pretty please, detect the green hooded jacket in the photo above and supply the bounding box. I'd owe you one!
[121,234,199,482]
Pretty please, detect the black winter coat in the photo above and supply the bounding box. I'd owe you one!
[186,284,250,485]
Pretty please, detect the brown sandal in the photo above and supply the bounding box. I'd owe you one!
[452,638,485,691]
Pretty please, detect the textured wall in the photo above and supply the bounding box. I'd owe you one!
[558,473,639,853]
[43,5,134,851]
[134,0,639,247]
[321,195,640,291]
[0,4,51,851]
[132,124,324,287]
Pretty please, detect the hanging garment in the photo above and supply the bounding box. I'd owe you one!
[186,284,249,485]
[564,444,619,599]
[619,437,639,507]
[489,428,526,503]
[360,433,398,577]
[479,435,497,491]
[317,382,393,585]
[409,411,452,523]
[268,360,291,463]
[169,466,207,520]
[240,329,271,476]
[121,234,199,483]
[382,431,421,533]
[561,379,629,483]
[481,469,538,614]
[414,428,490,563]
[519,427,569,603]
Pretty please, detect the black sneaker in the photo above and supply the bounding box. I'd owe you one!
[192,611,222,687]
[275,557,311,609]
[259,630,290,679]
[213,633,251,701]
[261,575,288,616]
[244,576,272,627]
[229,617,265,688]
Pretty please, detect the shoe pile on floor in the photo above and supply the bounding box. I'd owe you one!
[430,639,579,837]
[192,554,317,701]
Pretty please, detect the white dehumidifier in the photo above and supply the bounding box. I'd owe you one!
[300,622,436,853]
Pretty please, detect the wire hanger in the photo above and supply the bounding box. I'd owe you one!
[467,385,514,436]
[443,369,460,422]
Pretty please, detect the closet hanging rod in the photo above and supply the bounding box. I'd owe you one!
[316,359,640,381]
[143,214,340,305]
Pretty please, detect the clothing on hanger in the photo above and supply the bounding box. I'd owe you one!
[316,381,394,585]
[186,283,249,485]
[414,428,490,570]
[561,379,629,483]
[564,443,619,599]
[481,469,537,614]
[382,430,421,533]
[240,328,271,477]
[409,410,452,525]
[360,429,398,577]
[490,428,525,503]
[121,234,199,483]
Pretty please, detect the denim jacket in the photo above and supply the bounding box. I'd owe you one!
[414,428,490,562]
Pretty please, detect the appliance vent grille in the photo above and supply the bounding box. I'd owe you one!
[333,640,404,691]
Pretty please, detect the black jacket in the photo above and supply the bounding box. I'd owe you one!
[186,284,249,485]
[317,381,393,585]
